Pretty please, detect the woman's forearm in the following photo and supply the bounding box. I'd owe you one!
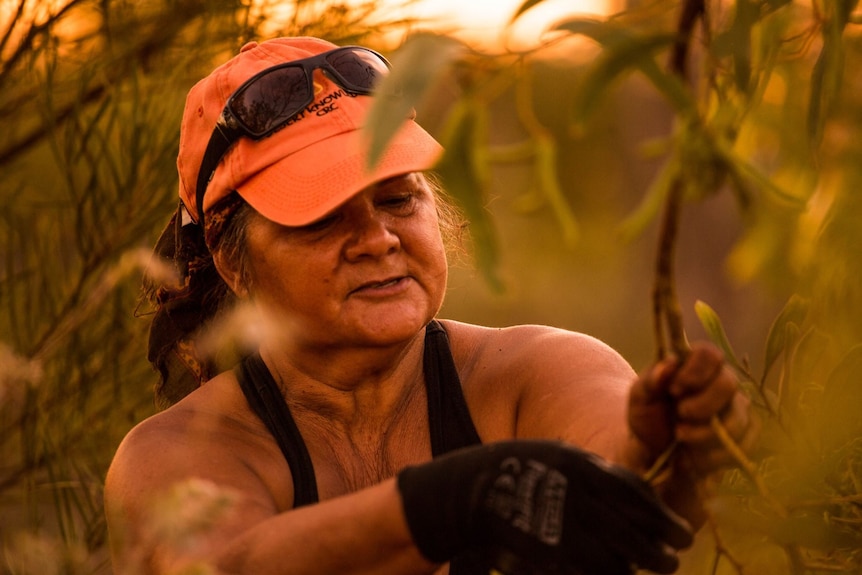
[213,479,438,575]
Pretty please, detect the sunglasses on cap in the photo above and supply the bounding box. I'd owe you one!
[194,45,391,224]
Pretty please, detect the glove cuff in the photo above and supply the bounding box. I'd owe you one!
[397,462,469,563]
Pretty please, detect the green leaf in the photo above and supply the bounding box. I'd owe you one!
[694,300,747,374]
[509,0,547,24]
[534,136,578,247]
[764,0,794,13]
[511,187,545,213]
[635,58,694,116]
[710,0,790,92]
[435,101,503,291]
[364,33,465,169]
[761,294,809,384]
[711,0,759,92]
[719,144,808,209]
[575,34,679,123]
[807,1,855,150]
[807,37,841,150]
[618,157,678,241]
[551,17,625,45]
[551,18,692,120]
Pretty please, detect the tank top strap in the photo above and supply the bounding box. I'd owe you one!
[423,320,482,456]
[233,321,482,512]
[234,353,319,507]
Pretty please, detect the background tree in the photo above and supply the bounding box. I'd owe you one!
[0,0,418,571]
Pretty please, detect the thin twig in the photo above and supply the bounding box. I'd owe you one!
[652,0,704,360]
[643,438,679,483]
[646,0,705,483]
[653,176,689,361]
[709,416,788,517]
[0,0,87,82]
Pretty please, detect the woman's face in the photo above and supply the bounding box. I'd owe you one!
[236,173,449,350]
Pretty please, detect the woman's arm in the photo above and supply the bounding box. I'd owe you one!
[460,324,757,525]
[217,479,431,575]
[105,384,691,575]
[104,413,437,575]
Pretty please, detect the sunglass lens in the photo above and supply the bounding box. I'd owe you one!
[229,65,310,136]
[325,49,388,92]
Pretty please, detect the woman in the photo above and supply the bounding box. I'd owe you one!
[105,37,756,575]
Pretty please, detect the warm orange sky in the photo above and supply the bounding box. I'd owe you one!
[22,0,613,50]
[402,0,612,33]
[369,0,616,50]
[249,0,616,53]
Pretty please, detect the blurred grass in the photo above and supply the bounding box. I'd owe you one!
[0,1,423,572]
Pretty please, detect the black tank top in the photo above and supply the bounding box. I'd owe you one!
[235,320,486,573]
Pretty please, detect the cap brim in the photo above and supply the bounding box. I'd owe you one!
[236,121,443,227]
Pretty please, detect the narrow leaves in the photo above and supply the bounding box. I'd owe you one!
[364,33,465,169]
[695,300,747,374]
[552,18,693,120]
[761,295,809,385]
[509,0,548,25]
[435,101,503,291]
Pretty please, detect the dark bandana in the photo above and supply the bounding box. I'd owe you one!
[204,193,244,251]
[143,194,243,407]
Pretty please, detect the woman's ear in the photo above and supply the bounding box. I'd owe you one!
[212,250,249,298]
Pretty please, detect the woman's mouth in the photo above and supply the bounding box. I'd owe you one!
[351,276,410,296]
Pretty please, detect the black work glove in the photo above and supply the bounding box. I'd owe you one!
[398,440,693,575]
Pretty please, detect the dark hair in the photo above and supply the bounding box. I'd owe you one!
[143,173,466,409]
[142,193,252,409]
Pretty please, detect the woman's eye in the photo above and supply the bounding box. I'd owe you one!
[380,194,414,211]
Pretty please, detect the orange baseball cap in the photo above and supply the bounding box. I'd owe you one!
[177,36,443,226]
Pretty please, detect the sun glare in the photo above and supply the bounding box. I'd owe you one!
[253,0,618,52]
[374,0,618,51]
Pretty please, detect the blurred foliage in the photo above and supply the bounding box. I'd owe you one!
[0,0,419,572]
[2,0,862,573]
[369,0,862,572]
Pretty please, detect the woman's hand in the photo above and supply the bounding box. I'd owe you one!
[398,440,693,575]
[628,342,759,477]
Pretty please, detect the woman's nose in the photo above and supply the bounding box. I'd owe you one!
[343,206,400,261]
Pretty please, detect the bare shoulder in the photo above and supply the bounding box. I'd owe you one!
[438,319,635,458]
[438,319,633,379]
[104,372,288,565]
[107,370,286,498]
